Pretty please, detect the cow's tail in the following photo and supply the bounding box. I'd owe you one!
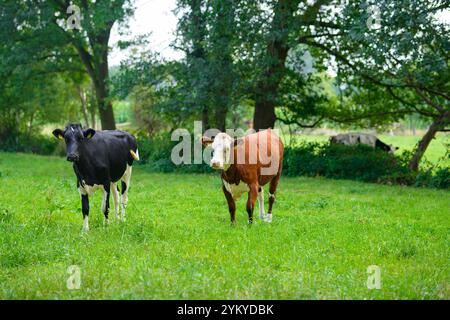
[130,149,140,161]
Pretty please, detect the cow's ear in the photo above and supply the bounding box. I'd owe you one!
[201,136,213,146]
[83,128,96,140]
[52,129,65,140]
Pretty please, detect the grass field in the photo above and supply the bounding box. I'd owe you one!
[0,152,449,299]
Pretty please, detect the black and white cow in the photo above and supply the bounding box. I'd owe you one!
[52,124,139,231]
[330,133,399,154]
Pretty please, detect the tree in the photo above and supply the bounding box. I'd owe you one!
[0,0,135,130]
[242,0,338,130]
[207,0,236,131]
[307,0,449,170]
[48,0,135,130]
[175,0,211,129]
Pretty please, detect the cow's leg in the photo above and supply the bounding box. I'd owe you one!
[111,182,120,220]
[81,194,89,232]
[102,183,110,225]
[222,185,236,225]
[120,165,132,222]
[257,187,266,220]
[246,184,258,224]
[266,174,281,223]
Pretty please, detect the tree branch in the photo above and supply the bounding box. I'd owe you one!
[276,115,324,128]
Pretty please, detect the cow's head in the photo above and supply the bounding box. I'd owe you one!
[389,145,399,154]
[52,124,96,162]
[202,133,242,170]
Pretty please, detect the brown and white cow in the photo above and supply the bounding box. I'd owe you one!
[202,129,284,224]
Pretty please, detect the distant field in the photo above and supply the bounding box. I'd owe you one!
[0,152,448,299]
[280,133,449,166]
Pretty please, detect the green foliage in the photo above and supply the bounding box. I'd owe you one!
[113,101,131,124]
[136,133,212,174]
[415,167,450,189]
[283,142,405,182]
[0,133,58,155]
[283,142,448,189]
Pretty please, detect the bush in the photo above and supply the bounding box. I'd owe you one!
[136,133,213,174]
[0,133,58,155]
[283,142,406,182]
[283,141,448,189]
[414,167,450,189]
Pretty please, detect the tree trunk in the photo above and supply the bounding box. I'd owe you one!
[214,104,228,132]
[408,111,449,171]
[253,98,277,130]
[202,106,209,130]
[95,87,115,130]
[78,86,90,128]
[252,0,292,130]
[94,51,116,130]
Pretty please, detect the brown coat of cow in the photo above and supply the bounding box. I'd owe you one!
[204,129,284,224]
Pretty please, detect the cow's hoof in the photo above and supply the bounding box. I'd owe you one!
[259,213,266,220]
[264,214,272,223]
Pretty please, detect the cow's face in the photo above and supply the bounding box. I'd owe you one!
[52,124,96,162]
[202,133,235,170]
[389,145,399,154]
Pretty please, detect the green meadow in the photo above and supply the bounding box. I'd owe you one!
[0,151,448,299]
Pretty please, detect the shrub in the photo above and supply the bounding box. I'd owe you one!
[0,133,58,155]
[415,167,450,189]
[136,133,213,174]
[283,142,406,183]
[283,141,448,189]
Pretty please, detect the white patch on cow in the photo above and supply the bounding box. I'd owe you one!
[101,188,108,215]
[388,145,397,154]
[258,188,266,219]
[210,133,234,170]
[333,133,377,147]
[120,164,132,221]
[268,192,275,200]
[357,133,377,147]
[265,213,272,223]
[83,215,89,232]
[111,182,120,219]
[222,179,249,200]
[78,181,104,197]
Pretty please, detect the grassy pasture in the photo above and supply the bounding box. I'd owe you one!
[0,152,449,299]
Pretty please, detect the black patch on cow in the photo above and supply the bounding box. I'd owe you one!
[121,181,127,195]
[57,124,137,186]
[375,139,391,152]
[81,194,89,217]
